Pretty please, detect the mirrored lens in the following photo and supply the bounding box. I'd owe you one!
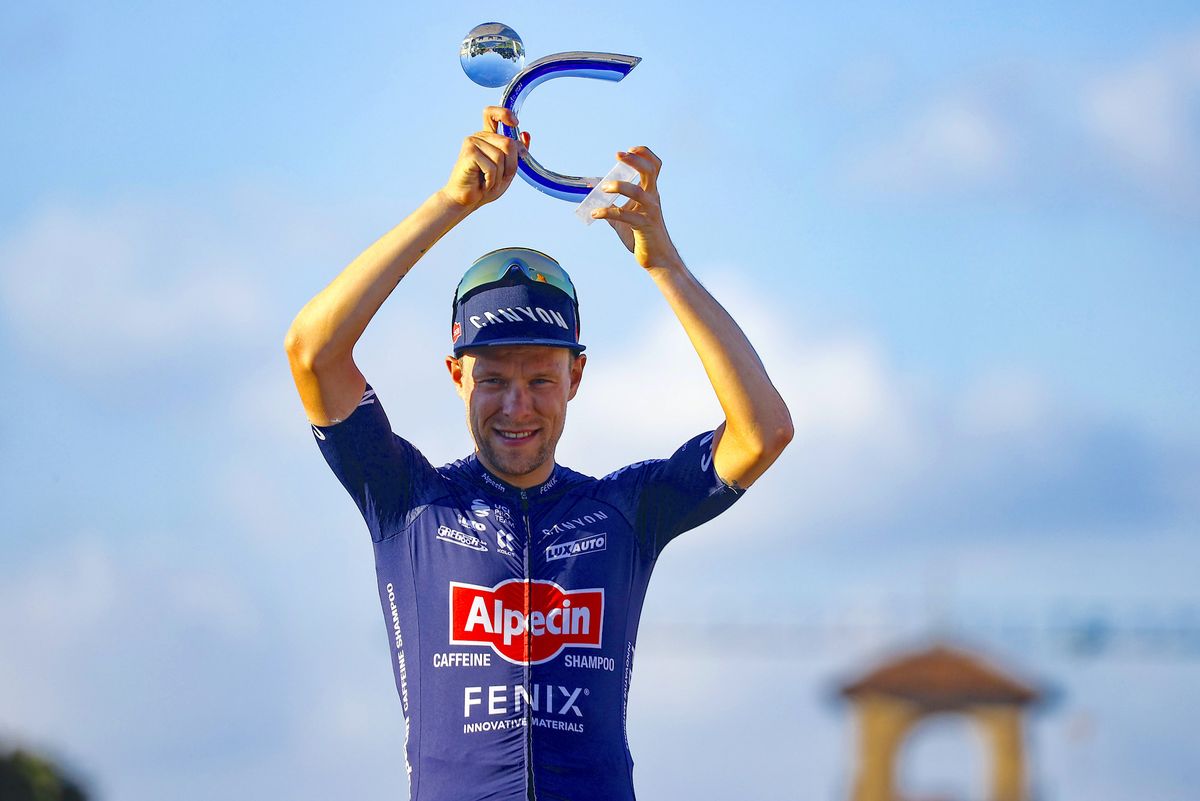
[455,248,577,304]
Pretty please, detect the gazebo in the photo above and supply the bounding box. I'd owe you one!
[839,642,1042,801]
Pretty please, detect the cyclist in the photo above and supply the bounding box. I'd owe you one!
[285,106,792,801]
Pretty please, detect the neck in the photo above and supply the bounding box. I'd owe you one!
[474,451,556,490]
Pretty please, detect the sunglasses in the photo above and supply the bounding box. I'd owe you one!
[453,247,578,307]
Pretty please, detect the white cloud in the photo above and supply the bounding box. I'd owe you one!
[560,271,927,542]
[0,199,260,377]
[169,570,263,640]
[3,533,120,638]
[1084,31,1200,196]
[0,532,267,698]
[956,367,1054,438]
[839,29,1200,215]
[566,272,920,473]
[0,185,349,384]
[846,96,1012,194]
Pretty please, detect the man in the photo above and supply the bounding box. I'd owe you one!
[285,106,792,801]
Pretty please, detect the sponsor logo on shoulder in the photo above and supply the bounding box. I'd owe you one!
[546,533,607,562]
[437,525,488,552]
[357,388,377,407]
[604,459,659,481]
[311,424,326,441]
[699,431,715,471]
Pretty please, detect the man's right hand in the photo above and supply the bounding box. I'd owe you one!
[439,106,531,212]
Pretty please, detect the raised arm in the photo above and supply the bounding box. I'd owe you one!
[592,147,793,489]
[284,106,529,425]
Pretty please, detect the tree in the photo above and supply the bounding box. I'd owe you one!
[0,748,89,801]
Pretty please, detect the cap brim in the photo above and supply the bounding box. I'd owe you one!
[453,337,586,356]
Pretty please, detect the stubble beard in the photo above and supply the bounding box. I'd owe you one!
[471,413,563,482]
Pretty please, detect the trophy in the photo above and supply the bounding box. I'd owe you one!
[460,23,642,225]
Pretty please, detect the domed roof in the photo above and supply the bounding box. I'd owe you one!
[840,642,1040,708]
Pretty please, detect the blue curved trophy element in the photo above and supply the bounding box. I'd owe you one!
[498,51,642,202]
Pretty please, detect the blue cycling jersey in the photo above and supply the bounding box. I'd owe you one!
[311,383,744,801]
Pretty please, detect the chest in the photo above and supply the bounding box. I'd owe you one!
[406,493,635,588]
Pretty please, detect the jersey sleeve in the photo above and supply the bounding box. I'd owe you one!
[309,382,438,542]
[609,429,746,559]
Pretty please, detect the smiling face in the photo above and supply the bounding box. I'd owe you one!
[446,345,586,488]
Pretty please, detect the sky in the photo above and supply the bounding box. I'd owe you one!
[1,2,1198,799]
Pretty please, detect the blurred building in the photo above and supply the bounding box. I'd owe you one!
[838,643,1042,801]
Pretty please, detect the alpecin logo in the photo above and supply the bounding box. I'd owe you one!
[449,579,604,665]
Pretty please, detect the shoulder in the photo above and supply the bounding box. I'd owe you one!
[599,459,664,484]
[587,460,663,515]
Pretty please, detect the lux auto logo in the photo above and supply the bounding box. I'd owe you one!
[449,579,604,664]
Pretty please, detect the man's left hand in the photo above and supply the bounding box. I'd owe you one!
[591,147,682,272]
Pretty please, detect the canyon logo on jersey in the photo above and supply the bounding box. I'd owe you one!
[449,579,604,664]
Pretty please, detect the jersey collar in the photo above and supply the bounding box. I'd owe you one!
[464,454,568,500]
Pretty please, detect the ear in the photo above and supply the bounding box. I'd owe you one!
[567,353,586,401]
[446,355,467,399]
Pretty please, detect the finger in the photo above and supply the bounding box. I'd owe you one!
[472,136,507,166]
[475,139,514,187]
[592,204,649,226]
[476,130,526,165]
[482,105,518,133]
[478,130,521,155]
[477,132,520,176]
[470,142,504,191]
[616,149,659,191]
[502,136,518,179]
[601,180,652,206]
[617,148,658,178]
[629,145,662,169]
[521,131,531,148]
